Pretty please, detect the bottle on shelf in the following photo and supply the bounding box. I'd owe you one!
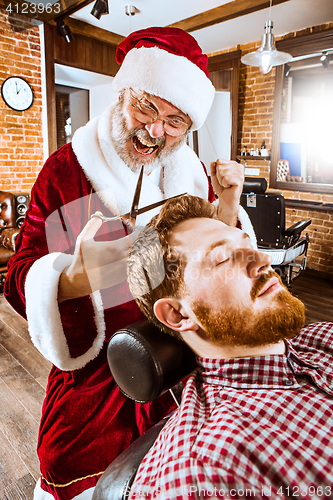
[260,140,270,157]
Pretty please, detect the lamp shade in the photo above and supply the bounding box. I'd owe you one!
[90,0,108,19]
[56,19,74,43]
[241,20,292,74]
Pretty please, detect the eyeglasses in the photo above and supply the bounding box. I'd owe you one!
[129,91,190,137]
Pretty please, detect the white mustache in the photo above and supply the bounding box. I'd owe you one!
[131,127,166,148]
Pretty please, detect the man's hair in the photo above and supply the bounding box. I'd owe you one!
[127,195,217,337]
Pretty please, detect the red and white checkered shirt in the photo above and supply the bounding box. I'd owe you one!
[129,323,333,500]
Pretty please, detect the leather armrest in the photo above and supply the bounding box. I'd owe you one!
[0,246,15,266]
[284,218,311,237]
[0,227,20,252]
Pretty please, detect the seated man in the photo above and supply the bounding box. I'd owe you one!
[127,194,333,500]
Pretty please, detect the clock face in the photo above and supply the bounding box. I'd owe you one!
[1,77,33,111]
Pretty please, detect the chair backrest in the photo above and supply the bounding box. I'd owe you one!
[241,177,286,248]
[243,177,267,194]
[108,320,197,403]
[0,191,30,230]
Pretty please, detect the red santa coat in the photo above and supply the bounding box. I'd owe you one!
[4,103,255,499]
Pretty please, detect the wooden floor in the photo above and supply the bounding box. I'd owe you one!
[0,294,51,500]
[0,269,333,499]
[290,270,333,324]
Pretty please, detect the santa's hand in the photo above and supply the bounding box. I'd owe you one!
[210,159,244,227]
[58,215,138,302]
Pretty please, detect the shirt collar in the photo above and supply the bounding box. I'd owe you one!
[196,343,299,390]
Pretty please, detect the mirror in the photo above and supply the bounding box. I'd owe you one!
[270,29,333,193]
[280,57,333,184]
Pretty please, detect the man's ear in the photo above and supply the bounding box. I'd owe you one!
[154,298,199,333]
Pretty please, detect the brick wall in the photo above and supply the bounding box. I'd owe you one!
[0,7,43,193]
[209,23,333,276]
[238,40,276,155]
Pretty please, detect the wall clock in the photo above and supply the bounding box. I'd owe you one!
[1,76,33,111]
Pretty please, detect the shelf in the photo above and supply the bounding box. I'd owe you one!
[285,199,333,212]
[237,155,271,161]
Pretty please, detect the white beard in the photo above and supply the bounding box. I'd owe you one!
[109,98,187,174]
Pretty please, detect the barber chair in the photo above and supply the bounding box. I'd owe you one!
[0,247,15,290]
[93,320,197,500]
[241,177,311,287]
[0,191,29,291]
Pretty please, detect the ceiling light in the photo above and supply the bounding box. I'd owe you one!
[241,0,292,75]
[125,5,137,16]
[320,52,329,69]
[241,20,292,74]
[91,0,109,19]
[56,19,74,43]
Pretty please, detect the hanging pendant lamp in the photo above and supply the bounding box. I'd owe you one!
[241,1,292,74]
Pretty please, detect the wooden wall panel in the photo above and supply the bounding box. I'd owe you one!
[209,70,231,91]
[53,25,119,76]
[44,23,57,155]
[45,23,119,154]
[207,50,241,160]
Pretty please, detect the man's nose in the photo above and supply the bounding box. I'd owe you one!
[145,120,165,138]
[236,247,272,278]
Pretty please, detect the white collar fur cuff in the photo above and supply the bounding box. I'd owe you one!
[25,253,105,371]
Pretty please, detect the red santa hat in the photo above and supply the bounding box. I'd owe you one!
[112,27,215,131]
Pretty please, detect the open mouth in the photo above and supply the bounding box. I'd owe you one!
[132,136,159,156]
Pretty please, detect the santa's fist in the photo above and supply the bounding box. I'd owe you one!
[210,159,244,227]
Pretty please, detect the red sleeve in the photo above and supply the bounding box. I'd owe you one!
[4,144,91,319]
[200,161,215,203]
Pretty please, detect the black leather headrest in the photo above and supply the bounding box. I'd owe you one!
[243,177,267,194]
[107,320,197,403]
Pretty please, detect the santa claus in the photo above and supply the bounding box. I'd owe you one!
[4,27,255,500]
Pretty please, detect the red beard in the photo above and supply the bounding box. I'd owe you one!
[192,272,305,348]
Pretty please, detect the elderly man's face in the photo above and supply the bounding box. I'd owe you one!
[169,218,304,347]
[0,192,15,229]
[111,89,191,173]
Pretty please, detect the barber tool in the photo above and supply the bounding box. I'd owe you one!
[128,164,144,227]
[91,165,186,228]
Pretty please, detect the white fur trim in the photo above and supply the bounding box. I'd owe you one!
[33,479,94,500]
[72,101,209,227]
[33,479,54,500]
[112,47,215,131]
[237,205,258,250]
[25,253,106,371]
[73,487,95,499]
